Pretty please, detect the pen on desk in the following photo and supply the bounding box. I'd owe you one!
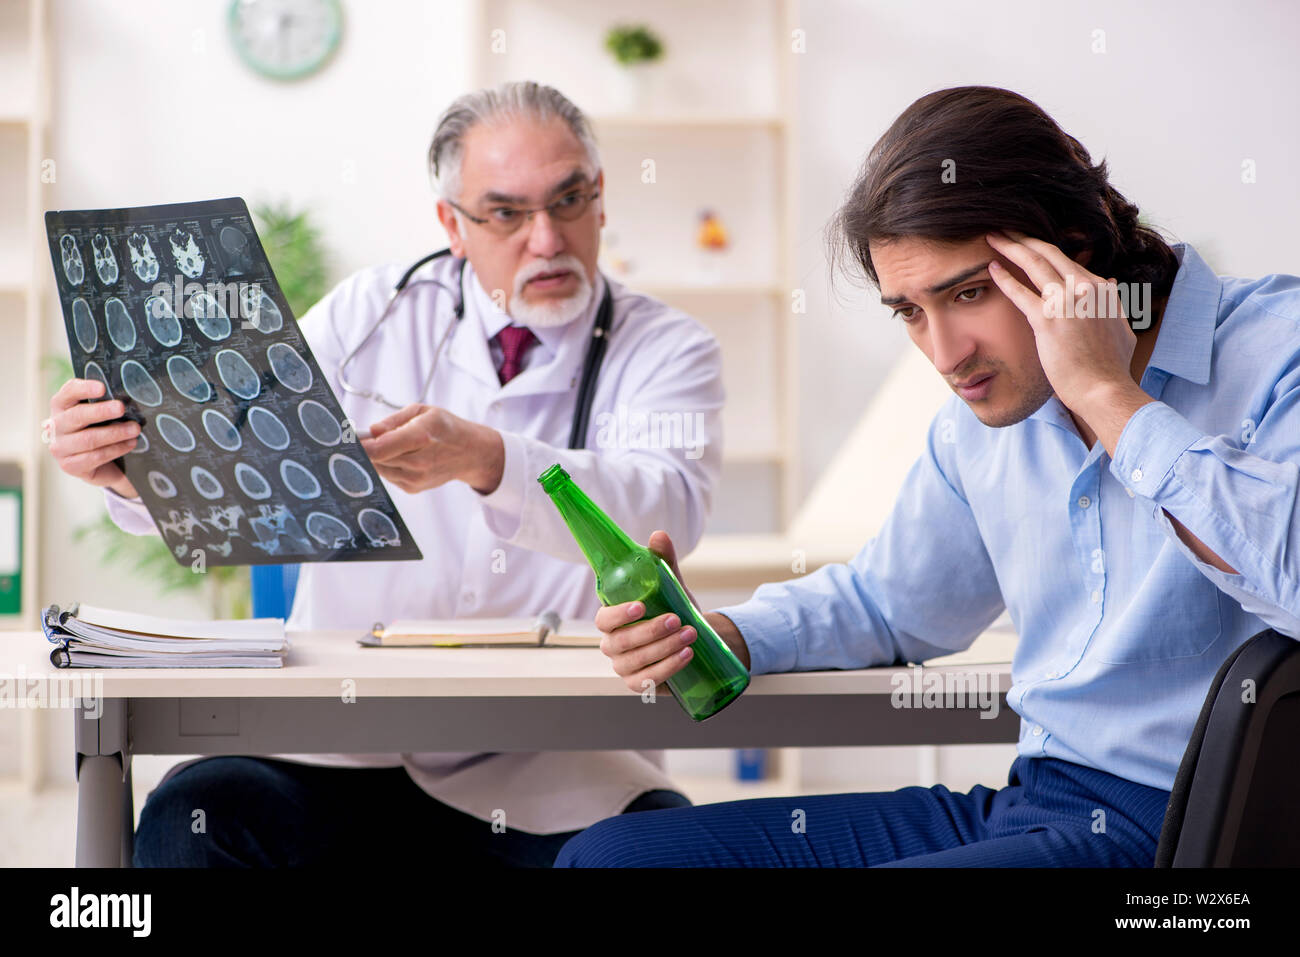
[533,610,561,646]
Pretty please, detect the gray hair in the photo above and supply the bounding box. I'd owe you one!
[428,81,600,201]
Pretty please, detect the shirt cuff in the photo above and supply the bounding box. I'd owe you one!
[713,596,799,676]
[477,429,527,537]
[102,484,157,536]
[105,486,143,504]
[1108,400,1204,499]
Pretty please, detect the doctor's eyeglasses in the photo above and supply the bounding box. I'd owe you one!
[448,187,601,238]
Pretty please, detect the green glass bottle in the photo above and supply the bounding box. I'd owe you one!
[538,464,749,721]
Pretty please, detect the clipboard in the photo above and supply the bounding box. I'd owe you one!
[359,614,603,648]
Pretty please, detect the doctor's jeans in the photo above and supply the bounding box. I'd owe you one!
[131,755,691,868]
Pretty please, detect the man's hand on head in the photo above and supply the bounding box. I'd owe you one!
[986,230,1153,452]
[360,404,505,496]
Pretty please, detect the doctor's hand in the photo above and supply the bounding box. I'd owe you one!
[595,530,751,696]
[47,378,140,499]
[360,403,505,495]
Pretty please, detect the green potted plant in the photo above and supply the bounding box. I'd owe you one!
[604,24,665,111]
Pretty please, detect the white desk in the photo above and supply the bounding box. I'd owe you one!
[5,627,1019,867]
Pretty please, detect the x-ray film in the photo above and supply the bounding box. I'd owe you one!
[44,197,423,567]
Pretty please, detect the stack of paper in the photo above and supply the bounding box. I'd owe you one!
[42,603,288,668]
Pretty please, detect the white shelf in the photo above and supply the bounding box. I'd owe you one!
[722,446,786,465]
[0,259,32,291]
[0,0,47,793]
[592,113,785,130]
[474,0,804,796]
[475,0,805,532]
[628,280,785,298]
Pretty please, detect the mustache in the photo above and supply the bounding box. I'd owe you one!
[514,256,586,295]
[948,361,1002,386]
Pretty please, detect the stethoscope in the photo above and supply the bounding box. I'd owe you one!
[337,249,613,450]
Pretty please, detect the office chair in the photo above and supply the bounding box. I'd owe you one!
[1155,627,1300,866]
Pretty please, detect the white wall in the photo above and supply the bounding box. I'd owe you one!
[793,0,1300,496]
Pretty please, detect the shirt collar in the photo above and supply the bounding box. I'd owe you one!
[1143,242,1221,386]
[464,260,605,354]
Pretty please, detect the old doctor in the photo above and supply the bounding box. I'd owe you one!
[47,81,724,867]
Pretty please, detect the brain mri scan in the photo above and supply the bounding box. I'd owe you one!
[72,298,97,352]
[248,405,290,450]
[92,233,119,284]
[186,292,232,341]
[120,359,163,407]
[219,225,255,276]
[59,234,85,286]
[306,511,354,548]
[125,231,159,283]
[201,408,241,449]
[234,462,272,499]
[215,348,261,400]
[169,355,213,403]
[241,285,284,333]
[297,399,342,445]
[104,298,136,351]
[169,227,206,279]
[144,296,183,346]
[45,197,420,566]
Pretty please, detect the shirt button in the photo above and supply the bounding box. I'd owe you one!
[1091,589,1101,603]
[1077,495,1091,509]
[461,589,475,604]
[1032,725,1043,736]
[1130,468,1143,482]
[1126,487,1136,498]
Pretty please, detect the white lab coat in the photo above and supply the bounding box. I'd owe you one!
[104,252,725,833]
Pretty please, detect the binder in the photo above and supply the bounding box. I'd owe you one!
[42,602,287,668]
[0,462,22,617]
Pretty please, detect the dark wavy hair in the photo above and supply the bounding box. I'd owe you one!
[829,86,1179,301]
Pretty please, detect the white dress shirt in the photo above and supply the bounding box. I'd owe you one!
[104,252,725,833]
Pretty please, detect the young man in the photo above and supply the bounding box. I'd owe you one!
[47,81,723,866]
[558,86,1300,867]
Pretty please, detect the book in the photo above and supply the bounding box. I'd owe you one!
[42,602,288,668]
[361,616,603,648]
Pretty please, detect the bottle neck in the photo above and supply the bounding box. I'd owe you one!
[545,478,641,569]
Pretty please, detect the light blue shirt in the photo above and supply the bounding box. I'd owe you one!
[717,243,1300,793]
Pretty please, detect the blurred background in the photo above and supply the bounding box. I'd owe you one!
[2,0,1297,863]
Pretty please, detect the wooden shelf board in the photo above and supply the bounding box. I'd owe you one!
[591,113,785,130]
[631,281,786,297]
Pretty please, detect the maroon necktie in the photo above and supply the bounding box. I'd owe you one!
[495,325,537,385]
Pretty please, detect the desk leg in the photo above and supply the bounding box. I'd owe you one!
[121,761,135,867]
[74,698,130,868]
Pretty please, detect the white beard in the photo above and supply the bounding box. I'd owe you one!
[508,256,594,329]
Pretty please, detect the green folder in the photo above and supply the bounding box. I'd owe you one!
[0,462,23,617]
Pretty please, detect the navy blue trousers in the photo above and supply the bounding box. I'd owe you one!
[554,756,1171,867]
[132,756,691,868]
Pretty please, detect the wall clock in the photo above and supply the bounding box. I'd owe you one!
[228,0,343,80]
